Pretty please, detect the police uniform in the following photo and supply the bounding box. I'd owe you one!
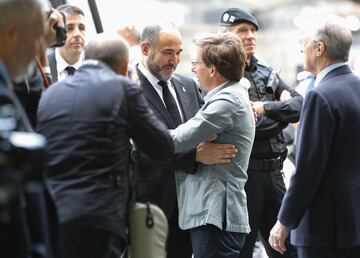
[219,8,303,258]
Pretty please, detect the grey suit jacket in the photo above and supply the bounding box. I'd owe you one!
[47,50,58,82]
[170,81,255,232]
[132,67,203,219]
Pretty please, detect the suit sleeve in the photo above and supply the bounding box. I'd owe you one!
[278,90,335,229]
[125,81,174,162]
[255,78,303,138]
[170,82,204,170]
[170,98,233,153]
[262,78,303,123]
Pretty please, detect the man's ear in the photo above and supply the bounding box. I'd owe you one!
[209,65,217,78]
[118,60,128,76]
[316,41,325,57]
[140,41,150,56]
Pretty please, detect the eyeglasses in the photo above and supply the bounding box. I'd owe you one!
[191,61,204,67]
[299,38,320,48]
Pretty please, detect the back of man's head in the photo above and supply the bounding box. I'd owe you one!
[85,35,129,75]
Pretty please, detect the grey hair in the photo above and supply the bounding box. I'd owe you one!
[85,35,129,73]
[140,23,180,49]
[313,16,352,62]
[140,24,162,49]
[57,4,84,17]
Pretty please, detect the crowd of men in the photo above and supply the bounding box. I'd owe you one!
[1,1,360,258]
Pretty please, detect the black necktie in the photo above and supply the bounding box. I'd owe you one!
[65,66,76,76]
[158,80,182,128]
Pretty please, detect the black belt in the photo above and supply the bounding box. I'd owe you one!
[248,156,283,172]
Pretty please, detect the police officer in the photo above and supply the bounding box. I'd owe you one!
[219,7,303,258]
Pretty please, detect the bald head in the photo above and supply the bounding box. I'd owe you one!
[85,36,129,75]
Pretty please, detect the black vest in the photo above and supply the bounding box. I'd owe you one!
[245,58,287,159]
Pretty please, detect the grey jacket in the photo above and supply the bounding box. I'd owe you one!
[170,81,255,233]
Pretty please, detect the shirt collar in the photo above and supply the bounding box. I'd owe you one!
[314,62,346,87]
[55,48,83,73]
[204,81,230,102]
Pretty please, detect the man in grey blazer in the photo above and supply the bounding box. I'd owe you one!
[170,32,255,258]
[133,23,239,258]
[47,4,85,82]
[269,15,360,258]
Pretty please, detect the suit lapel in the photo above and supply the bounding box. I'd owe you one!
[171,77,192,121]
[137,67,174,128]
[48,51,58,82]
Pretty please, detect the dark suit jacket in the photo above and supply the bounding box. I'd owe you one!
[37,60,174,240]
[47,50,58,82]
[278,65,360,248]
[132,67,203,219]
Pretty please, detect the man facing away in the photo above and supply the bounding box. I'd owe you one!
[219,7,302,258]
[269,15,360,258]
[170,32,255,258]
[37,35,175,258]
[133,23,239,258]
[48,4,86,82]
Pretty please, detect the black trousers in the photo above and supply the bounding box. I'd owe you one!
[297,245,360,258]
[239,169,297,258]
[58,223,125,258]
[167,207,193,258]
[190,224,246,258]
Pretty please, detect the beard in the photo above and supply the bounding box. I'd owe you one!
[146,52,176,81]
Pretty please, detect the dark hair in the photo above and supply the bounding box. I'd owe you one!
[57,4,84,17]
[195,32,247,82]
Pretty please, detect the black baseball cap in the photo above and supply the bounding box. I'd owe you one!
[219,7,259,30]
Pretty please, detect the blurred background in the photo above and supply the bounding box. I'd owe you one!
[52,0,360,86]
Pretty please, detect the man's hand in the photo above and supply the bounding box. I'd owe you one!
[251,101,265,116]
[45,8,65,47]
[196,141,238,164]
[280,90,292,101]
[268,220,290,255]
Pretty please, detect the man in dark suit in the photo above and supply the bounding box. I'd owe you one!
[133,23,239,258]
[47,4,85,82]
[269,15,360,258]
[37,36,174,258]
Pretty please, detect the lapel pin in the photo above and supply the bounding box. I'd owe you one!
[182,87,186,92]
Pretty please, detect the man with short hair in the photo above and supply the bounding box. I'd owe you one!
[37,35,175,258]
[48,4,86,81]
[219,7,302,258]
[269,15,360,258]
[133,23,239,258]
[170,32,255,258]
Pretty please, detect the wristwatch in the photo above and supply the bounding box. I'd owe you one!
[263,102,272,114]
